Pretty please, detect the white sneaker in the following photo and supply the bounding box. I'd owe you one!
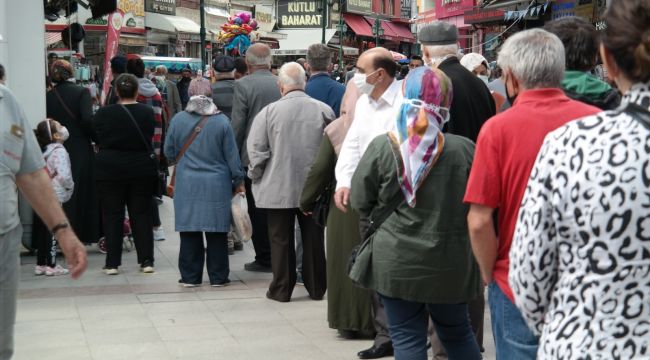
[103,267,119,275]
[153,227,166,241]
[141,266,155,273]
[35,265,47,276]
[45,265,69,276]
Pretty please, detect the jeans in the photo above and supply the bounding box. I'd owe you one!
[0,226,21,360]
[488,282,538,360]
[379,294,481,360]
[179,232,229,285]
[97,178,155,268]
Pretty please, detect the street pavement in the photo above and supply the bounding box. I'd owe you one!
[14,198,496,360]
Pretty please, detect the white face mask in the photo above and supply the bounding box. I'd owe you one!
[478,75,489,84]
[352,71,377,96]
[58,126,70,142]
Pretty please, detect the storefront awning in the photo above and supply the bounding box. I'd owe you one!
[385,22,415,43]
[45,32,62,46]
[145,12,201,34]
[364,18,401,42]
[343,14,374,38]
[272,29,337,56]
[204,6,230,18]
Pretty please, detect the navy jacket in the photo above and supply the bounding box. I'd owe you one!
[305,73,345,117]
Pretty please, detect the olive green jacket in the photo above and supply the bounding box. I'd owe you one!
[350,133,481,304]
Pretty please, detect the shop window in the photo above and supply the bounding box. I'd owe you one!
[388,0,394,16]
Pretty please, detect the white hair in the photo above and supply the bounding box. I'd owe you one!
[497,28,565,89]
[155,65,167,75]
[279,62,306,88]
[422,44,460,58]
[246,44,272,66]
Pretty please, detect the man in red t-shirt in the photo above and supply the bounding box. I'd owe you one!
[464,29,601,360]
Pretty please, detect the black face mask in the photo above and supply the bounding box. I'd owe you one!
[505,76,518,105]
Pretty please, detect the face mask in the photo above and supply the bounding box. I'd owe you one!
[478,75,489,85]
[58,126,70,142]
[352,71,377,96]
[505,77,518,105]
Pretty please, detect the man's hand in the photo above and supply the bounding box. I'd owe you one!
[56,229,87,279]
[334,187,350,213]
[233,183,246,195]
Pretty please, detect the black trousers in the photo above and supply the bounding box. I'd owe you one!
[97,177,155,268]
[179,232,229,285]
[151,197,161,227]
[32,213,56,267]
[266,209,326,302]
[245,176,271,267]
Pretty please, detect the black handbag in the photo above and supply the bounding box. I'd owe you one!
[312,181,334,227]
[120,105,166,197]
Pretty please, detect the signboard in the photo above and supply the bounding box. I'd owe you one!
[400,0,412,19]
[255,5,276,33]
[435,0,474,19]
[346,0,372,15]
[277,0,325,29]
[145,0,176,15]
[464,8,504,23]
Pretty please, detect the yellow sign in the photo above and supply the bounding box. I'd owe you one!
[119,0,145,17]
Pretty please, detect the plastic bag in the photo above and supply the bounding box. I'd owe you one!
[231,193,252,242]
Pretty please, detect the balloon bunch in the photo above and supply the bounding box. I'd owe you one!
[218,12,259,56]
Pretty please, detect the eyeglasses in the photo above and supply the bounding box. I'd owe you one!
[403,98,450,123]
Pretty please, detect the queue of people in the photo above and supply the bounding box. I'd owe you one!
[0,1,649,359]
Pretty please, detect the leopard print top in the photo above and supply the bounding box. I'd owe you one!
[509,82,650,359]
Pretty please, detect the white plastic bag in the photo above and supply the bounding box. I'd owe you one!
[231,193,252,242]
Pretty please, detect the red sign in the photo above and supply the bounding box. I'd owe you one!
[101,10,125,106]
[435,0,475,19]
[464,8,504,24]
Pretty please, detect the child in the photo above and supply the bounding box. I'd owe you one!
[32,118,74,276]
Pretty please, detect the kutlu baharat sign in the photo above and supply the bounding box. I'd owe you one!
[277,0,325,28]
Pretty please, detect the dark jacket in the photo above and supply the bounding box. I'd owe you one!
[177,77,192,110]
[439,57,496,143]
[305,73,346,117]
[212,78,235,120]
[561,70,621,110]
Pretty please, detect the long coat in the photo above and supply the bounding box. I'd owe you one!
[300,135,374,333]
[46,82,99,244]
[164,111,244,232]
[350,133,481,304]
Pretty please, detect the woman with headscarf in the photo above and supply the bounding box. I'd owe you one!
[300,81,375,338]
[349,66,481,360]
[45,59,100,245]
[164,78,245,287]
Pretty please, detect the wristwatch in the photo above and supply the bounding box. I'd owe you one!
[50,221,70,235]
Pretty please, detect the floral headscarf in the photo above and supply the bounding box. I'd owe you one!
[50,60,74,83]
[185,78,219,115]
[391,66,453,207]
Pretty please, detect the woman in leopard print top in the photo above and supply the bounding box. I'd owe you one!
[509,0,650,358]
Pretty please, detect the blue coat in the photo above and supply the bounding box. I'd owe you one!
[164,111,244,232]
[305,73,346,117]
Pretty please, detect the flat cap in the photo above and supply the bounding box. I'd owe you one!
[213,55,236,72]
[418,21,458,45]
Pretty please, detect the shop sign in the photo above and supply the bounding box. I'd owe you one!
[551,0,575,19]
[464,8,504,23]
[145,0,176,15]
[436,0,474,19]
[255,5,276,33]
[119,0,145,17]
[277,0,325,29]
[346,0,372,15]
[178,33,201,42]
[400,0,412,19]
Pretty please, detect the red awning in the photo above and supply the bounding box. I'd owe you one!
[386,21,415,43]
[45,32,63,46]
[343,14,374,38]
[364,17,401,42]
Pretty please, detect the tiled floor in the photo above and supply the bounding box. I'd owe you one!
[14,198,496,360]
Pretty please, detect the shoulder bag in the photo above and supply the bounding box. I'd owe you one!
[120,104,167,197]
[166,115,209,198]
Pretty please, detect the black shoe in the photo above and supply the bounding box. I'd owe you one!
[338,329,360,340]
[266,290,290,303]
[233,242,244,251]
[244,261,272,273]
[357,342,394,359]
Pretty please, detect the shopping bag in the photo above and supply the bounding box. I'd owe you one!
[231,193,252,242]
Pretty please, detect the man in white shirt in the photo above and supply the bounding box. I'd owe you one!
[333,47,402,359]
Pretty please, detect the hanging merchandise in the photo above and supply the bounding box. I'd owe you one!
[217,12,260,56]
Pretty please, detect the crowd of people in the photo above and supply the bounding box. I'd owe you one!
[0,0,649,359]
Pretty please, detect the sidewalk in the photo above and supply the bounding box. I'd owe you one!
[14,198,495,360]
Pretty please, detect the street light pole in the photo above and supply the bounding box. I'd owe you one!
[321,0,327,44]
[200,0,206,70]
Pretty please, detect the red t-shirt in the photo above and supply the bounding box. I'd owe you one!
[464,88,600,302]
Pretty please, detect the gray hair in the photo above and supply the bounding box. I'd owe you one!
[246,43,272,66]
[279,62,306,88]
[155,65,167,75]
[422,44,459,59]
[497,28,565,89]
[306,43,331,72]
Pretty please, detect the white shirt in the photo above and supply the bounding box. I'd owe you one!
[335,79,403,190]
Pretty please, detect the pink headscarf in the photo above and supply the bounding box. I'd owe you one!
[324,81,362,155]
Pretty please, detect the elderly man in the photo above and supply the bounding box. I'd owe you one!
[464,29,600,359]
[544,16,621,110]
[305,43,346,117]
[0,81,87,360]
[333,47,401,359]
[231,43,282,273]
[247,62,335,303]
[211,55,237,120]
[154,65,182,119]
[420,22,495,143]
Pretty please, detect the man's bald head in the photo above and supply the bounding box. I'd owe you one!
[356,47,397,78]
[246,43,272,68]
[277,62,306,95]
